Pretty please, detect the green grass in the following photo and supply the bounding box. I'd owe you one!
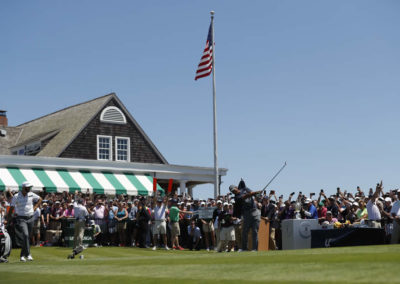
[1,245,400,283]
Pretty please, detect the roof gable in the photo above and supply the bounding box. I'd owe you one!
[11,93,167,164]
[15,93,113,157]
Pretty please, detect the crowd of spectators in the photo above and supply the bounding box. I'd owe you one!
[1,181,399,252]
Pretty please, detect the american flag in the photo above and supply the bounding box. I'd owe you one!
[195,23,213,80]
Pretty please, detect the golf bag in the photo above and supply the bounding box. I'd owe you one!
[0,227,11,262]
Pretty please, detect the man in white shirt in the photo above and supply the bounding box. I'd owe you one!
[366,183,382,228]
[390,190,400,244]
[68,192,88,259]
[7,181,42,262]
[152,196,169,250]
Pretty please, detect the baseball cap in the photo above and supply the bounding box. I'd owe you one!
[21,181,33,188]
[385,197,392,202]
[223,202,229,206]
[352,202,359,207]
[157,198,163,202]
[229,185,237,193]
[200,201,206,206]
[217,200,222,204]
[304,198,312,204]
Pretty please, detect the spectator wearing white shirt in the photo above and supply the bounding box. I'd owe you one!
[366,184,382,228]
[390,190,400,244]
[152,196,169,250]
[7,181,42,262]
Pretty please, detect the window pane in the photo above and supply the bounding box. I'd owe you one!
[98,136,111,160]
[116,138,129,161]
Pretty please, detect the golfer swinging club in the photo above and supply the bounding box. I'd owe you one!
[68,191,88,259]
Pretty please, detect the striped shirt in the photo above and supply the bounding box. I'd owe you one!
[10,191,40,217]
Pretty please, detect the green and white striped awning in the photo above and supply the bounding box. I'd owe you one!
[0,167,163,196]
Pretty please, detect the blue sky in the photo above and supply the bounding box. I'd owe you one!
[1,1,400,198]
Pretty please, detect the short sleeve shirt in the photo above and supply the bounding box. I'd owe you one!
[11,191,40,217]
[391,201,400,217]
[169,206,180,222]
[154,204,166,221]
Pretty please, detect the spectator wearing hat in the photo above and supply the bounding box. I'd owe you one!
[322,193,339,219]
[355,201,368,222]
[218,202,236,252]
[168,199,193,250]
[151,196,169,250]
[260,196,277,250]
[50,200,63,230]
[390,190,400,244]
[41,202,50,236]
[63,203,75,218]
[381,197,393,243]
[7,181,42,262]
[89,220,101,246]
[302,198,318,219]
[93,199,107,246]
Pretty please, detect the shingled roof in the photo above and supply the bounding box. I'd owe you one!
[2,93,167,163]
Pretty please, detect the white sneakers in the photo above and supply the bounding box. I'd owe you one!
[20,255,33,262]
[152,246,157,251]
[165,246,170,250]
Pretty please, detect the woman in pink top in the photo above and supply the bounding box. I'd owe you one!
[63,203,75,218]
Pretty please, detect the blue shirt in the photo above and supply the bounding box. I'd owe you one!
[307,204,318,219]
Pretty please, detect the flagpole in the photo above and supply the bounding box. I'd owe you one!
[210,11,219,198]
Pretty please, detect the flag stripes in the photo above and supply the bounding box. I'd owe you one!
[195,23,213,80]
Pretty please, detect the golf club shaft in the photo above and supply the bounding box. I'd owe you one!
[262,162,287,192]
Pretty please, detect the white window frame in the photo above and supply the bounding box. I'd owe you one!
[100,106,127,124]
[97,135,113,161]
[115,136,130,162]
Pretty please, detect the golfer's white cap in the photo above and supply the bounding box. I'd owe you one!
[304,198,312,204]
[385,197,392,203]
[21,181,33,188]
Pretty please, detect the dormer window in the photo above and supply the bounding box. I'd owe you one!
[100,106,126,124]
